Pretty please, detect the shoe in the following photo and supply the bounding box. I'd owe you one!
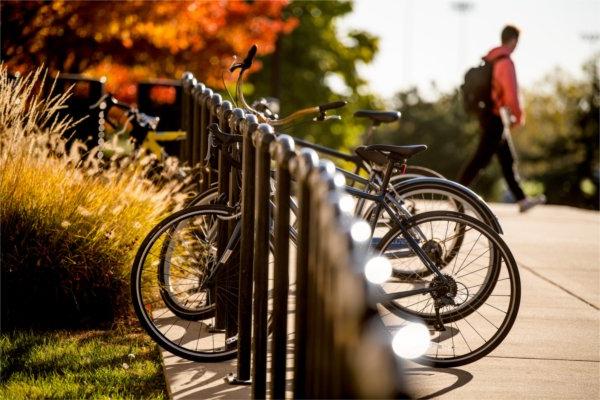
[518,195,546,213]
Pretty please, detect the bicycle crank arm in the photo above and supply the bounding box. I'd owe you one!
[377,287,433,302]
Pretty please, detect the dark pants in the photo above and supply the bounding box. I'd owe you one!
[458,113,526,201]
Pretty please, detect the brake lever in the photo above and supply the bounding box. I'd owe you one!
[313,113,342,122]
[229,55,242,73]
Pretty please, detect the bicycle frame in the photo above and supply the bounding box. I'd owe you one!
[143,130,187,160]
[207,133,447,294]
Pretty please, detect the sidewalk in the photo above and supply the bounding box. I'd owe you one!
[161,204,600,399]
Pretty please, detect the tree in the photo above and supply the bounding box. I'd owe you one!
[250,0,381,150]
[516,59,599,209]
[1,0,297,101]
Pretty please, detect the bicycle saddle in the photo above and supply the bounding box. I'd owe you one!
[355,145,388,167]
[367,144,427,161]
[354,110,401,125]
[360,144,427,164]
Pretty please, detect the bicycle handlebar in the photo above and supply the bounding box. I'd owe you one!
[89,93,130,111]
[230,44,258,72]
[232,45,347,126]
[90,93,160,131]
[318,101,347,112]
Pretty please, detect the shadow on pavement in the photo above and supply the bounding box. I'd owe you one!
[405,366,473,399]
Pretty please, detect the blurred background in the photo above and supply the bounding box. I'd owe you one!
[2,0,598,209]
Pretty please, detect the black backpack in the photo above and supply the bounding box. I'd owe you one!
[460,55,506,116]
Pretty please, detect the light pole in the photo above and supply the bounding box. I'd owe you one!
[580,32,600,76]
[451,1,474,78]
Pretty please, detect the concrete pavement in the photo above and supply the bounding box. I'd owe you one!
[161,204,600,399]
[407,204,599,399]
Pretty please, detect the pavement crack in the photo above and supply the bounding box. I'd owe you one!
[488,355,599,363]
[517,262,599,310]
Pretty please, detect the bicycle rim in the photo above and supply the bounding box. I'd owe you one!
[376,211,520,367]
[131,205,240,362]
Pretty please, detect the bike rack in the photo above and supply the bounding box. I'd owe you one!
[179,72,409,399]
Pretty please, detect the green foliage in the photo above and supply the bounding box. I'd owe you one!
[516,59,599,209]
[0,329,167,399]
[0,68,188,328]
[250,0,381,151]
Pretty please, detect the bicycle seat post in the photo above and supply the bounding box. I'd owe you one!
[378,159,396,197]
[363,121,379,145]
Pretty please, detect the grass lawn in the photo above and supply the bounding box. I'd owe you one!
[0,327,167,399]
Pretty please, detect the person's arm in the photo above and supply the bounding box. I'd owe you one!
[495,58,523,127]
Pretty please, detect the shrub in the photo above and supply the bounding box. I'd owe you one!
[0,68,189,328]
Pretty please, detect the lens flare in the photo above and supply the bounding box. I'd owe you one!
[363,256,392,284]
[392,322,431,359]
[333,173,346,188]
[339,195,354,213]
[350,220,371,243]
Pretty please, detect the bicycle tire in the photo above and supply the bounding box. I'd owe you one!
[131,204,240,362]
[185,185,219,207]
[375,211,520,367]
[368,178,501,279]
[391,165,445,182]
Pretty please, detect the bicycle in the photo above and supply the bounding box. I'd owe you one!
[131,45,519,365]
[131,122,520,368]
[89,94,187,161]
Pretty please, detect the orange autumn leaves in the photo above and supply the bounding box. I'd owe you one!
[3,0,298,101]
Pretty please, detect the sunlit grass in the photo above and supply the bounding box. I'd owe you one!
[0,67,191,327]
[0,328,167,399]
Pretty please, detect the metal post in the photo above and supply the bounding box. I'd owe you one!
[199,87,213,192]
[269,135,295,399]
[251,124,276,400]
[191,82,205,167]
[184,77,196,163]
[180,72,194,136]
[290,148,319,399]
[215,101,235,334]
[229,114,259,385]
[207,94,222,190]
[228,108,246,214]
[307,162,336,398]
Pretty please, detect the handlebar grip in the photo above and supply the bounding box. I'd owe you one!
[229,44,258,72]
[242,44,258,69]
[318,100,347,112]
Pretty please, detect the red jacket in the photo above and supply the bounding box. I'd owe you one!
[484,45,523,126]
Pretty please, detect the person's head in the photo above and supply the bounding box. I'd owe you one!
[501,25,520,52]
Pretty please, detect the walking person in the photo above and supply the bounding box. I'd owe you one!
[459,25,546,212]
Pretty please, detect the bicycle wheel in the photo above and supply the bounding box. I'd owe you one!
[186,186,218,207]
[157,201,222,319]
[158,181,245,319]
[376,211,520,367]
[131,204,240,362]
[391,165,445,182]
[368,178,501,279]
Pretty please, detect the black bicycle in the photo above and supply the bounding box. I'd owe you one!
[131,128,520,368]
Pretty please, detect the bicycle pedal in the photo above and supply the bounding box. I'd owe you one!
[207,326,226,334]
[431,321,447,332]
[225,334,238,346]
[433,305,447,332]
